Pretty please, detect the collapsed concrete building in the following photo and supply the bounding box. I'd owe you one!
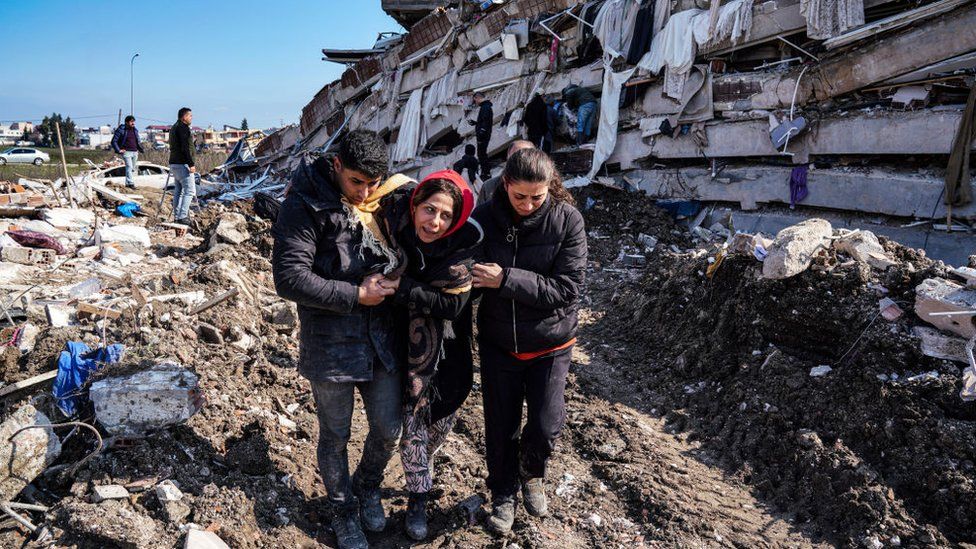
[248,0,975,264]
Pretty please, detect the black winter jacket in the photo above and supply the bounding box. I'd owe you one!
[473,185,587,354]
[271,157,400,382]
[385,189,483,421]
[475,101,494,142]
[168,122,195,167]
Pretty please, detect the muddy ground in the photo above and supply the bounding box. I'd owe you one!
[0,186,973,548]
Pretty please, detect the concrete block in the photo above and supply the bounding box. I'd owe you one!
[92,484,130,502]
[913,326,970,364]
[96,224,151,252]
[915,278,976,338]
[213,212,250,246]
[185,530,231,549]
[2,246,55,265]
[762,219,833,280]
[0,405,61,501]
[90,362,203,436]
[835,230,898,270]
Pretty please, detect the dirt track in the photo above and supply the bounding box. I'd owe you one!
[2,188,973,548]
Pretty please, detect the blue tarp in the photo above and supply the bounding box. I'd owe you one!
[115,202,141,218]
[52,342,125,417]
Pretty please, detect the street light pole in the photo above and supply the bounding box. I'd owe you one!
[130,53,140,116]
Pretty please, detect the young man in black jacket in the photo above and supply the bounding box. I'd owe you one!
[272,130,402,549]
[468,92,494,180]
[168,107,196,223]
[111,115,144,188]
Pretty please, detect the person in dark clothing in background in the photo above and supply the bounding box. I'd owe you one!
[272,129,408,549]
[111,115,144,189]
[562,85,598,146]
[522,94,552,154]
[471,148,587,535]
[468,92,494,180]
[453,144,480,187]
[168,108,196,224]
[383,169,481,541]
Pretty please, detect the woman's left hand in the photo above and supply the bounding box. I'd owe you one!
[472,263,504,289]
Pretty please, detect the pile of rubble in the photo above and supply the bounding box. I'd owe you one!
[577,182,976,546]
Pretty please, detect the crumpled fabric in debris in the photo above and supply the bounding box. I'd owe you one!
[587,63,637,181]
[392,87,424,164]
[945,83,976,207]
[593,0,642,60]
[6,230,67,255]
[421,69,459,146]
[640,9,702,76]
[115,202,141,218]
[53,341,126,417]
[800,0,864,40]
[692,0,754,48]
[790,165,810,208]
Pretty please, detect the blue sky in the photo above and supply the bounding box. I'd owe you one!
[0,1,403,130]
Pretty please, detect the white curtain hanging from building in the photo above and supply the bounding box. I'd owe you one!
[592,0,642,61]
[586,63,637,181]
[392,87,424,165]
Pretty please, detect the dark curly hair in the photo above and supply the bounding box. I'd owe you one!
[337,129,388,179]
[502,148,575,206]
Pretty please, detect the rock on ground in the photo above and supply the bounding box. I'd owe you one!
[762,219,833,279]
[835,229,897,270]
[0,404,61,501]
[90,362,202,436]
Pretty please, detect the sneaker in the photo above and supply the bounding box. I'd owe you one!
[331,508,368,549]
[352,480,386,533]
[521,478,548,517]
[486,496,515,535]
[404,492,429,541]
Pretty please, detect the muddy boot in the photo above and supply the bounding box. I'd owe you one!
[521,477,548,517]
[331,507,368,549]
[404,492,429,541]
[486,496,516,534]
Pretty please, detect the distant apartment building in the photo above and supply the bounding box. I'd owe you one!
[201,125,264,149]
[0,122,35,145]
[78,125,113,149]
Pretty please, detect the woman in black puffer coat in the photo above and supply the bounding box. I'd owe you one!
[470,148,587,534]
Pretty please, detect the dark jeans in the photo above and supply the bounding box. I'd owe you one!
[476,137,491,179]
[480,341,571,499]
[310,361,403,511]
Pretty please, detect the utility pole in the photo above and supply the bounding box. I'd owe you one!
[130,53,140,116]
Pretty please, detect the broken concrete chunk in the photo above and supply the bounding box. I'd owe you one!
[637,233,658,252]
[95,224,151,252]
[2,246,55,265]
[951,266,976,288]
[61,501,163,547]
[879,298,904,321]
[90,362,203,436]
[0,405,62,502]
[915,278,976,338]
[155,480,184,502]
[835,230,897,270]
[197,323,224,345]
[185,529,231,549]
[92,484,130,503]
[265,302,297,328]
[42,207,96,230]
[761,219,832,280]
[913,326,970,364]
[213,212,250,246]
[810,365,833,377]
[45,303,73,328]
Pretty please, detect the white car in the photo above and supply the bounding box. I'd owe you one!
[0,147,50,165]
[85,161,172,189]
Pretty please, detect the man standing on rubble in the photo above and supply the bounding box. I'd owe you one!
[272,129,405,549]
[111,115,144,189]
[562,85,598,146]
[469,92,494,181]
[168,107,196,225]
